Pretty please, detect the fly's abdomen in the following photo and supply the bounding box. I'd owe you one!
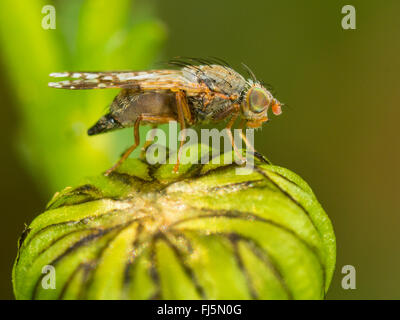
[112,90,177,125]
[88,90,177,135]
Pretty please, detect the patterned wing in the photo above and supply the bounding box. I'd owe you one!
[48,70,202,92]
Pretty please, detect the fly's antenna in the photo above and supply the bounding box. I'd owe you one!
[241,63,257,83]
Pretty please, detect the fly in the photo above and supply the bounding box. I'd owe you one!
[48,57,283,175]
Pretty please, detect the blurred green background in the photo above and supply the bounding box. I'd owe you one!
[0,0,399,299]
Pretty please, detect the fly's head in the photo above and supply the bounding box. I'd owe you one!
[240,82,282,128]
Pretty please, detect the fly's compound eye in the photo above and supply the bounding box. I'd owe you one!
[247,87,270,113]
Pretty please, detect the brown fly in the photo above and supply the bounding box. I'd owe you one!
[49,57,282,175]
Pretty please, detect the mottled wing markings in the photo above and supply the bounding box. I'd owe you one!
[48,70,203,92]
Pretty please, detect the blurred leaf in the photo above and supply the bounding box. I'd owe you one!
[0,0,166,193]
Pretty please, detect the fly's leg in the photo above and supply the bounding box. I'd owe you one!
[173,90,192,173]
[104,116,142,176]
[225,110,245,165]
[105,115,176,176]
[140,124,158,159]
[238,119,256,154]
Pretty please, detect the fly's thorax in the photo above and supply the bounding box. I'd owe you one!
[182,64,247,96]
[182,64,249,124]
[189,94,235,124]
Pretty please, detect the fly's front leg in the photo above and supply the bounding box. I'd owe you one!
[173,90,191,173]
[238,119,256,154]
[225,113,245,165]
[221,104,245,164]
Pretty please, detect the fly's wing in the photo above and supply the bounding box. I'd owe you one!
[48,70,202,92]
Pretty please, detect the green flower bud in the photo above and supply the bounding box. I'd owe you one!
[13,148,335,300]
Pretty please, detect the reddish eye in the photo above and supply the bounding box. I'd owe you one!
[248,88,270,113]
